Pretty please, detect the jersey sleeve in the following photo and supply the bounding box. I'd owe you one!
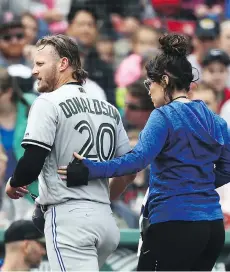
[115,112,131,157]
[21,97,58,151]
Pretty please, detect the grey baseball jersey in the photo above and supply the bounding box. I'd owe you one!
[21,83,131,205]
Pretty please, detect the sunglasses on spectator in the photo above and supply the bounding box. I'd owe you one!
[0,32,24,42]
[125,102,146,111]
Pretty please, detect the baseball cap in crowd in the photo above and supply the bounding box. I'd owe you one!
[202,49,230,67]
[4,220,45,244]
[195,18,220,39]
[0,11,22,33]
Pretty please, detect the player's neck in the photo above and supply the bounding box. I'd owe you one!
[55,76,78,89]
[1,255,30,271]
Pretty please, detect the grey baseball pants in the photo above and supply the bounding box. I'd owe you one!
[44,200,120,271]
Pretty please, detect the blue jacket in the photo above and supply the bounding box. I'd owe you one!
[83,100,230,224]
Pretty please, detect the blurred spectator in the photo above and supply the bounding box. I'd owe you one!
[1,220,46,271]
[0,68,38,216]
[132,25,159,56]
[96,35,114,66]
[66,6,116,105]
[194,2,224,20]
[220,20,230,56]
[83,78,107,101]
[111,129,149,228]
[150,1,223,20]
[217,181,230,230]
[0,145,7,199]
[122,79,154,131]
[151,0,181,18]
[225,254,230,271]
[141,0,156,20]
[7,64,35,94]
[21,12,38,45]
[201,48,230,111]
[189,82,219,113]
[0,0,29,15]
[33,0,67,24]
[115,25,160,87]
[0,12,30,68]
[140,48,162,78]
[220,99,230,127]
[69,0,142,36]
[220,20,230,88]
[66,6,97,48]
[151,0,197,20]
[118,16,141,38]
[188,17,220,81]
[116,48,161,113]
[113,13,142,69]
[190,71,230,232]
[0,0,68,35]
[121,129,149,216]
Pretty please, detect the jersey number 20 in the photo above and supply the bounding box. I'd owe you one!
[75,120,116,161]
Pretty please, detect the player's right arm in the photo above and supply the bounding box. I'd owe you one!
[6,96,58,198]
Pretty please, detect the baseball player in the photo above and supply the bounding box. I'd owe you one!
[5,34,135,271]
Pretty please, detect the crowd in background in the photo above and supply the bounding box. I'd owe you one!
[0,0,230,232]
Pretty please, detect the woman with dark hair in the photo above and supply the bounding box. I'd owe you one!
[58,33,230,271]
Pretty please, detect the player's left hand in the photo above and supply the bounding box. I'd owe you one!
[5,178,29,199]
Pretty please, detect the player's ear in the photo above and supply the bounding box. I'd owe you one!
[59,57,69,72]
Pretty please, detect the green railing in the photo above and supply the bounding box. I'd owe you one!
[120,228,230,246]
[0,228,229,253]
[1,228,229,246]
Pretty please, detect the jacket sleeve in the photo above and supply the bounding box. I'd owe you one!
[83,110,169,179]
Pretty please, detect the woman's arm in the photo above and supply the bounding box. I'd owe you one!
[83,110,169,179]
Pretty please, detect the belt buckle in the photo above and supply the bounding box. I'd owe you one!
[40,205,47,213]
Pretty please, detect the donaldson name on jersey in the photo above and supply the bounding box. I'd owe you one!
[59,96,120,125]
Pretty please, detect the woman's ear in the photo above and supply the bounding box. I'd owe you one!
[162,75,169,85]
[161,75,169,88]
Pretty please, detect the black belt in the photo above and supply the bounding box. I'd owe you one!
[29,194,105,213]
[29,193,48,213]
